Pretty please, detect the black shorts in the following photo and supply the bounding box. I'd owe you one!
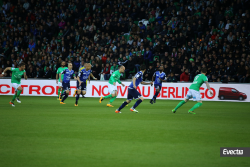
[62,82,70,91]
[76,80,86,91]
[127,87,141,100]
[154,84,162,91]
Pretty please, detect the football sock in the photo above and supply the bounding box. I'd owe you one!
[61,94,68,102]
[118,101,128,111]
[75,94,79,104]
[104,94,113,99]
[60,91,65,99]
[16,90,21,97]
[174,100,186,110]
[153,91,159,99]
[11,94,16,102]
[58,88,60,97]
[61,90,64,95]
[190,102,203,111]
[109,96,117,103]
[132,99,142,109]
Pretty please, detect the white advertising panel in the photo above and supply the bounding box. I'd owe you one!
[0,79,249,102]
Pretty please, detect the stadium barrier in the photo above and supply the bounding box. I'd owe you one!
[0,79,249,102]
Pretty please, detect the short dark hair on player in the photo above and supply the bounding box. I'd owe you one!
[19,62,25,67]
[201,68,207,73]
[140,64,146,70]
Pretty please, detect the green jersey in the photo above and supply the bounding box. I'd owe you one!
[57,67,68,82]
[11,68,26,84]
[109,70,121,84]
[189,74,208,91]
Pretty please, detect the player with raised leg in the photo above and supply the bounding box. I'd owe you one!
[75,63,97,106]
[150,65,166,104]
[1,62,27,107]
[172,68,213,114]
[99,66,125,107]
[115,65,153,113]
[56,61,67,100]
[59,63,76,104]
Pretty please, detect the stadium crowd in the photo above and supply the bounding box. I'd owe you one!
[0,0,250,83]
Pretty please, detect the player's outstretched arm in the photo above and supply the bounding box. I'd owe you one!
[205,81,213,95]
[88,75,90,84]
[90,73,97,80]
[116,75,124,86]
[1,67,12,77]
[141,81,153,86]
[77,76,82,84]
[120,82,125,87]
[117,78,124,86]
[24,72,28,80]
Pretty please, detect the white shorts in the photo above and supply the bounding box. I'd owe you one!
[58,82,62,87]
[108,83,117,94]
[185,89,202,101]
[12,83,21,91]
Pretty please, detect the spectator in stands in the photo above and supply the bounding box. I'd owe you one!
[73,57,80,72]
[92,63,101,80]
[0,0,249,83]
[28,39,36,52]
[167,72,177,82]
[189,61,197,81]
[144,47,153,68]
[26,66,35,78]
[209,75,218,82]
[180,69,189,82]
[125,57,135,79]
[144,64,154,81]
[110,62,118,74]
[43,67,52,79]
[103,63,110,80]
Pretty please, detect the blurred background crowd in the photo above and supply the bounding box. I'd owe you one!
[0,0,250,83]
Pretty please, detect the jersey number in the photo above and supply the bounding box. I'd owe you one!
[193,75,199,84]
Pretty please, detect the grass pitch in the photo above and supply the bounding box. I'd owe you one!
[0,96,249,167]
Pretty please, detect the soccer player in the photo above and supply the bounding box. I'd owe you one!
[115,65,153,113]
[73,63,96,98]
[59,63,76,104]
[99,65,125,107]
[1,62,27,107]
[150,65,166,104]
[75,63,97,106]
[56,61,68,100]
[172,68,213,114]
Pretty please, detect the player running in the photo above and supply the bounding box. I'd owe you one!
[150,65,166,104]
[99,66,125,107]
[59,63,76,104]
[75,63,97,106]
[73,63,96,98]
[172,68,213,114]
[115,65,153,113]
[1,62,27,107]
[56,61,68,100]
